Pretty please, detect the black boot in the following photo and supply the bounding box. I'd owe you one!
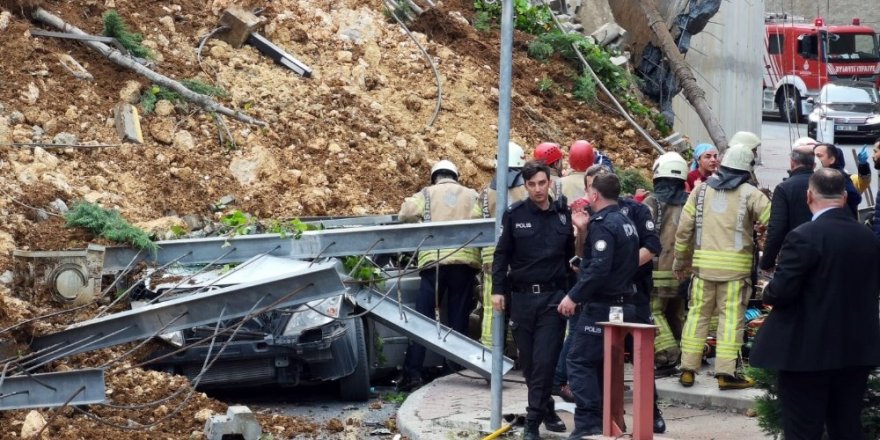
[522,419,540,440]
[653,406,666,434]
[544,410,566,432]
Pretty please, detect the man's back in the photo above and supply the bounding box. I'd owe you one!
[760,169,813,269]
[751,208,880,371]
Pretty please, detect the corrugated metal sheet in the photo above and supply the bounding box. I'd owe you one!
[671,0,765,146]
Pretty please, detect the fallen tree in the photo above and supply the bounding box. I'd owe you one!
[31,7,267,127]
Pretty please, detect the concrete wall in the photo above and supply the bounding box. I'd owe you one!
[670,0,765,146]
[764,0,880,27]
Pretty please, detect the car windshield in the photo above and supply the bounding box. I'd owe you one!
[824,33,880,62]
[820,85,879,103]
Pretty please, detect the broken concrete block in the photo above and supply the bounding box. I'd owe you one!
[218,6,265,48]
[114,103,144,144]
[204,405,261,440]
[57,54,93,81]
[20,410,46,438]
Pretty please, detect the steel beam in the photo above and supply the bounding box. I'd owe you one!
[102,219,495,273]
[0,369,105,410]
[31,262,345,360]
[352,288,514,379]
[302,215,399,229]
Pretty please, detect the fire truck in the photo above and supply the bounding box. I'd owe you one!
[763,13,880,121]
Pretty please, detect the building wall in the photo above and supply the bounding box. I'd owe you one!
[764,0,880,27]
[670,0,765,146]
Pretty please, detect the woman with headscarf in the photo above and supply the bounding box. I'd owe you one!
[685,143,719,192]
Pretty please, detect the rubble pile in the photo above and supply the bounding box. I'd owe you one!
[0,0,662,437]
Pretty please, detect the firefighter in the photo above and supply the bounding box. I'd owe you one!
[479,142,529,347]
[673,144,771,390]
[397,159,482,391]
[492,160,573,439]
[557,172,640,438]
[686,143,719,192]
[642,153,690,372]
[559,140,595,203]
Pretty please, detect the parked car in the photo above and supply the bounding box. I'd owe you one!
[807,81,880,141]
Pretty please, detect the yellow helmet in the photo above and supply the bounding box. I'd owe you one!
[652,152,688,181]
[721,144,755,172]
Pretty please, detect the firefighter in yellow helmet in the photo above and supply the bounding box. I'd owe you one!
[642,152,689,371]
[673,144,771,390]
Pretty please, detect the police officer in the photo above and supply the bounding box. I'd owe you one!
[558,172,640,439]
[492,160,573,439]
[397,159,482,391]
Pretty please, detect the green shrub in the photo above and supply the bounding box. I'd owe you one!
[102,10,152,59]
[65,202,157,252]
[618,168,653,195]
[572,74,596,103]
[473,10,494,32]
[473,0,553,36]
[140,80,226,113]
[536,76,557,96]
[527,40,554,62]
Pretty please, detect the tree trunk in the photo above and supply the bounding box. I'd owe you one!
[638,0,728,151]
[32,8,267,127]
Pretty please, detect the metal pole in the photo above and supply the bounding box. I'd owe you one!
[491,0,514,431]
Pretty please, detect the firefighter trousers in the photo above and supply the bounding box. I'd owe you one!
[651,296,681,364]
[680,277,748,376]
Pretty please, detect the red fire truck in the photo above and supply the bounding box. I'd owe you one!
[763,14,880,121]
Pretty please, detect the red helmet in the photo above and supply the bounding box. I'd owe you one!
[534,142,563,166]
[568,140,595,172]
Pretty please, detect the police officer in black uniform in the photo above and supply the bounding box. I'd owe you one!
[619,189,667,434]
[558,172,640,439]
[493,160,573,440]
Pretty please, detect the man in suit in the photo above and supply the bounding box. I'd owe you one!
[750,168,880,440]
[758,139,815,271]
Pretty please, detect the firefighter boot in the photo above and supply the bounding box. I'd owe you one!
[679,369,695,387]
[717,373,756,390]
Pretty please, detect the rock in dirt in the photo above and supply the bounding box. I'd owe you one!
[49,198,69,214]
[453,131,479,153]
[119,80,143,104]
[0,116,9,144]
[0,11,12,32]
[173,130,195,150]
[20,83,39,105]
[52,132,77,145]
[0,271,13,285]
[33,147,59,170]
[134,216,186,240]
[20,410,46,438]
[154,99,175,116]
[149,118,175,144]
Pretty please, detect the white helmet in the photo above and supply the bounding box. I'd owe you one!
[509,141,526,168]
[652,152,688,181]
[729,131,761,151]
[721,144,755,172]
[431,159,459,182]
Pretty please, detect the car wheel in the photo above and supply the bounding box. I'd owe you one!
[777,88,801,123]
[339,317,371,401]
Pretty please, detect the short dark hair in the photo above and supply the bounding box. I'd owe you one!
[522,160,551,181]
[808,168,846,199]
[590,173,621,200]
[790,148,815,168]
[431,169,458,183]
[814,143,839,166]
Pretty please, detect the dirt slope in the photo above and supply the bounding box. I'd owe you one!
[0,0,661,437]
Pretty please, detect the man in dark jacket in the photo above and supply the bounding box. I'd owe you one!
[750,168,880,440]
[758,142,815,270]
[814,143,862,217]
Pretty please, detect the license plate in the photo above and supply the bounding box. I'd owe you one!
[836,125,858,131]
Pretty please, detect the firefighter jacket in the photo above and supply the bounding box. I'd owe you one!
[478,184,528,268]
[399,177,482,269]
[643,195,684,297]
[672,181,771,281]
[559,172,586,204]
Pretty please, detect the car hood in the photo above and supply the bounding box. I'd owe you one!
[817,104,879,117]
